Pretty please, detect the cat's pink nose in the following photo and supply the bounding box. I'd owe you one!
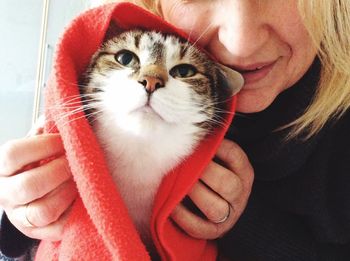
[138,76,165,94]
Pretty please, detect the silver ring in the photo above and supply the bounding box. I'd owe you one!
[213,202,231,224]
[23,203,36,228]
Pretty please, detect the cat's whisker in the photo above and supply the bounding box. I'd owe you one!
[56,98,100,109]
[45,94,100,110]
[55,75,97,90]
[155,97,233,116]
[53,108,86,123]
[218,109,239,115]
[154,97,199,113]
[52,100,102,123]
[155,90,234,107]
[185,17,196,44]
[184,20,215,52]
[86,111,105,126]
[45,107,89,133]
[53,105,104,132]
[85,110,103,120]
[154,94,210,107]
[62,93,100,102]
[204,96,237,106]
[153,98,232,127]
[47,101,93,116]
[57,113,94,129]
[206,117,227,128]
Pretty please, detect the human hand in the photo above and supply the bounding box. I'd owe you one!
[171,139,254,239]
[0,134,77,241]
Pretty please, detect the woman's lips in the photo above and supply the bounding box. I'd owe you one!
[233,61,277,85]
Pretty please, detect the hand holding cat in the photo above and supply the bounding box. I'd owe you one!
[0,134,77,241]
[0,135,253,242]
[171,139,254,239]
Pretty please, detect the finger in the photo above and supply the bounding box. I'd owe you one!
[14,207,71,242]
[25,179,77,227]
[200,161,243,203]
[171,203,226,240]
[0,156,72,207]
[26,208,71,241]
[0,134,64,177]
[8,179,77,230]
[215,139,254,190]
[187,181,231,223]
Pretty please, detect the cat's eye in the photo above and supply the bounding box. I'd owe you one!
[115,50,139,67]
[170,64,197,78]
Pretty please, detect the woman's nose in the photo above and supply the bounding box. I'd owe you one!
[214,1,269,59]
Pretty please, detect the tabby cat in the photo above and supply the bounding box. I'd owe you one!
[80,29,243,248]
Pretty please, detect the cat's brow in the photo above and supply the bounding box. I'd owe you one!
[151,41,165,65]
[179,44,188,60]
[134,33,141,49]
[95,51,116,59]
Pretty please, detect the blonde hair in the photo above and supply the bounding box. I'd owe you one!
[291,0,350,138]
[98,0,350,138]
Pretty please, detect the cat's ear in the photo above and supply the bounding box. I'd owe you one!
[217,64,244,96]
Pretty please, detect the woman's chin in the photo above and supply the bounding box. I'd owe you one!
[235,88,281,113]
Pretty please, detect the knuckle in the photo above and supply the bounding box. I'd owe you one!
[218,173,243,201]
[4,207,35,237]
[216,224,229,238]
[171,205,180,218]
[51,156,71,180]
[247,166,255,185]
[0,181,10,207]
[240,166,255,194]
[205,200,228,222]
[50,226,64,242]
[12,173,38,205]
[0,140,21,174]
[0,198,10,210]
[214,224,225,238]
[29,202,59,226]
[204,224,223,240]
[186,223,205,239]
[224,142,245,165]
[59,157,71,177]
[12,179,30,205]
[23,230,40,240]
[1,184,29,209]
[13,225,33,238]
[27,174,44,197]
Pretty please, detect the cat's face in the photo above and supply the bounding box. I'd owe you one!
[82,30,243,138]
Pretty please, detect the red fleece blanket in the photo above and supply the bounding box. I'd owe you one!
[36,3,237,261]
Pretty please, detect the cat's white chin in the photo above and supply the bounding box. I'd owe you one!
[114,110,171,139]
[132,105,165,122]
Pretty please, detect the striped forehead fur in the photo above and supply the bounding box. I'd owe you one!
[101,30,210,71]
[82,30,230,132]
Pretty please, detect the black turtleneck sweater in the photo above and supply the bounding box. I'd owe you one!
[220,59,350,260]
[1,59,350,260]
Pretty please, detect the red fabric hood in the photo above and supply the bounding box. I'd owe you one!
[36,3,237,260]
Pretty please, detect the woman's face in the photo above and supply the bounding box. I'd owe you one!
[160,0,317,112]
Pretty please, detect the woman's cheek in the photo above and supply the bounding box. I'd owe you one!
[161,3,214,47]
[162,3,193,27]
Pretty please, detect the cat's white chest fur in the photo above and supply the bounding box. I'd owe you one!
[93,112,200,241]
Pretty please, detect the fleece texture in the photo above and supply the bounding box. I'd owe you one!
[36,3,237,261]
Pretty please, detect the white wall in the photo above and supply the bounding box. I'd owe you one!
[0,0,89,144]
[0,0,42,144]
